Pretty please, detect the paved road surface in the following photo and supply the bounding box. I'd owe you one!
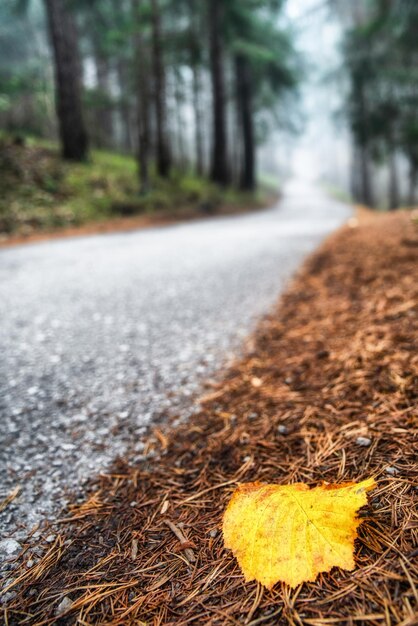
[0,181,351,544]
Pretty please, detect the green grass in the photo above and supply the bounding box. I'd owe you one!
[0,137,265,237]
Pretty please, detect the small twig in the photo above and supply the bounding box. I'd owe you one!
[164,519,196,563]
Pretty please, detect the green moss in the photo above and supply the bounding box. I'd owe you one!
[0,138,265,236]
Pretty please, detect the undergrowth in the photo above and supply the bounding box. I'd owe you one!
[0,136,266,237]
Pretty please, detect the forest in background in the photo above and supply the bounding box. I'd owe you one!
[1,0,418,237]
[0,0,301,235]
[335,0,418,209]
[1,4,298,179]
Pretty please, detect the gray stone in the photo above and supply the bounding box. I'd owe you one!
[356,437,372,447]
[56,596,73,616]
[0,539,21,557]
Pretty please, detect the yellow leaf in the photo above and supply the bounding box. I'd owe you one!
[222,477,376,589]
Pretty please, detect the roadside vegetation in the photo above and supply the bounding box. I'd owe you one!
[0,136,273,239]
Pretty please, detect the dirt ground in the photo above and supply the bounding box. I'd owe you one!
[2,210,417,625]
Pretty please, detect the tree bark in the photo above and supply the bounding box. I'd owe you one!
[359,143,374,207]
[44,0,88,161]
[94,53,113,149]
[174,70,187,170]
[354,73,374,206]
[151,0,171,178]
[208,0,229,186]
[187,0,204,176]
[116,60,135,153]
[408,160,417,206]
[132,0,151,194]
[388,147,400,210]
[192,63,204,176]
[235,54,256,191]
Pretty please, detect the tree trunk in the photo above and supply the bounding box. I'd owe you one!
[174,70,187,170]
[208,0,229,186]
[235,54,256,191]
[355,75,374,207]
[388,147,400,210]
[408,160,417,206]
[44,0,88,161]
[359,143,374,207]
[132,0,151,194]
[187,0,204,176]
[151,0,171,178]
[350,145,361,201]
[192,63,204,176]
[110,0,133,152]
[229,87,241,186]
[116,60,135,153]
[94,53,113,149]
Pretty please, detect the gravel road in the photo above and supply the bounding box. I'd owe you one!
[0,180,351,549]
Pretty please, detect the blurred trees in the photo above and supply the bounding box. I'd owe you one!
[44,0,88,160]
[225,1,297,189]
[0,0,52,138]
[0,0,298,191]
[208,0,229,186]
[338,0,418,208]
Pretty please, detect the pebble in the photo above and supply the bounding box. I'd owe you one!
[56,596,73,616]
[60,443,76,451]
[356,436,371,447]
[385,466,399,476]
[0,591,16,604]
[0,539,21,557]
[73,413,88,423]
[277,424,288,435]
[45,534,55,543]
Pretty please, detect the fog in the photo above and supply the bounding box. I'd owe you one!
[261,0,352,191]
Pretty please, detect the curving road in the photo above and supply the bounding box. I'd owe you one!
[0,180,351,544]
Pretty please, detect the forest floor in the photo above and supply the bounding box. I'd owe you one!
[2,209,417,625]
[0,137,272,246]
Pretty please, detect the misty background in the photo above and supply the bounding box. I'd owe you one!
[1,0,417,231]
